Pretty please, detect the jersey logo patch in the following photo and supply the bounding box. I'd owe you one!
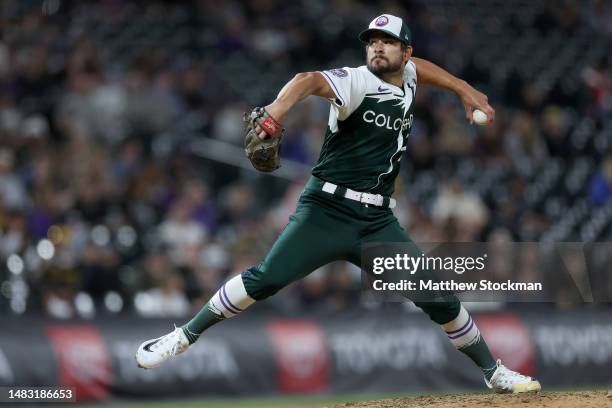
[328,68,348,77]
[377,85,389,92]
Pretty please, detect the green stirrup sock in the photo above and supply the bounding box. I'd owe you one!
[181,303,224,345]
[460,336,498,380]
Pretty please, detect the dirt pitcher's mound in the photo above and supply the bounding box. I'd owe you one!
[329,391,612,408]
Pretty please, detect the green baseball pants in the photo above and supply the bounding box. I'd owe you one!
[242,176,460,324]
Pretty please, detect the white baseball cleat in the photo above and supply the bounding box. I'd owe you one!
[135,326,190,369]
[485,359,542,393]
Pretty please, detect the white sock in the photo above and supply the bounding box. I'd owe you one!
[441,305,481,349]
[208,274,256,318]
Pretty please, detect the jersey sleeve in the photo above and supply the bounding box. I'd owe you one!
[319,67,367,120]
[404,60,417,87]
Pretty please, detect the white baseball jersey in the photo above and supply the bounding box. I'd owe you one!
[312,62,417,195]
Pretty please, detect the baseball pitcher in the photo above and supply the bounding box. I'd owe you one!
[136,14,541,394]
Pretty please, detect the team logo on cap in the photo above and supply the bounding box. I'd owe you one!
[375,16,389,26]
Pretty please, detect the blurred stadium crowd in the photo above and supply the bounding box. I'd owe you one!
[0,0,610,318]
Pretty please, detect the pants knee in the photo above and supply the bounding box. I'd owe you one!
[241,266,290,301]
[414,295,461,325]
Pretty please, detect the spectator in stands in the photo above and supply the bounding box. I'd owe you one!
[504,111,548,170]
[135,271,190,317]
[432,179,489,240]
[159,198,208,267]
[541,105,572,160]
[589,154,612,206]
[582,56,612,118]
[0,148,27,211]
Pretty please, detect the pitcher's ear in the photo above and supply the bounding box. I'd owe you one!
[403,45,413,62]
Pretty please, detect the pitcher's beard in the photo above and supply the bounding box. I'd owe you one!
[367,58,402,76]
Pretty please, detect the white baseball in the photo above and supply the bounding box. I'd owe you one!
[472,109,488,125]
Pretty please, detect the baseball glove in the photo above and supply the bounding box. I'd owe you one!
[244,107,284,172]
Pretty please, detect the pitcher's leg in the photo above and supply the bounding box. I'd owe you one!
[355,218,497,378]
[137,200,355,369]
[242,206,350,300]
[186,204,352,333]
